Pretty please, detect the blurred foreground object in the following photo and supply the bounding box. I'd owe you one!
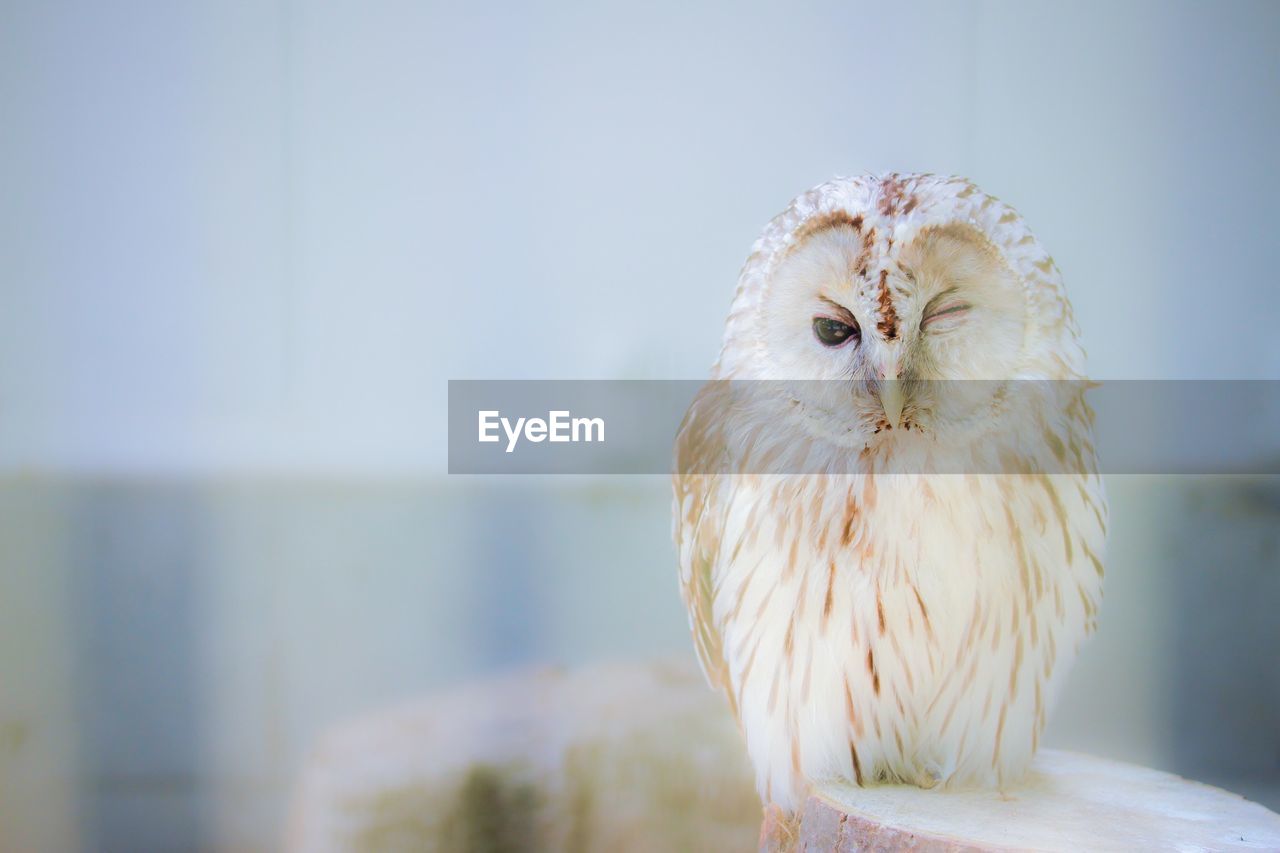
[285,660,759,851]
[761,750,1280,852]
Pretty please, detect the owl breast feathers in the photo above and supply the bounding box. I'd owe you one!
[673,174,1107,811]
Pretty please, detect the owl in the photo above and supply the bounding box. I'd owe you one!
[673,174,1107,816]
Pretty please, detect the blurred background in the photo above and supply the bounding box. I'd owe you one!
[2,1,1278,850]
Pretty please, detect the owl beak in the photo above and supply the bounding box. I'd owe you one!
[878,361,903,429]
[880,379,904,430]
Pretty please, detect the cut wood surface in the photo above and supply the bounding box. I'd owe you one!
[763,750,1280,852]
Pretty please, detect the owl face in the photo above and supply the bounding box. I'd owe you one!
[754,221,1027,446]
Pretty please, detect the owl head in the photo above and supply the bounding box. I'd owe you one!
[714,174,1086,454]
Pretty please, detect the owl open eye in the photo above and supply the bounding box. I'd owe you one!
[812,316,860,347]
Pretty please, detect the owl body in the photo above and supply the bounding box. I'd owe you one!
[674,174,1106,812]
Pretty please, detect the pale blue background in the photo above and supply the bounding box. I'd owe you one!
[1,1,1278,849]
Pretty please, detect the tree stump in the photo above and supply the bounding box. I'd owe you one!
[761,750,1280,852]
[286,660,761,852]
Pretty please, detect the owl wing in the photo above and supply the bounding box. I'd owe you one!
[672,382,739,717]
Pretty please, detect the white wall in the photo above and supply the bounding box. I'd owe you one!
[3,0,1277,475]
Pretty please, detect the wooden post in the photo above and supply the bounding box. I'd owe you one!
[761,750,1280,852]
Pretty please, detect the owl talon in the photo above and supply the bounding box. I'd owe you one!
[918,764,943,789]
[759,803,801,852]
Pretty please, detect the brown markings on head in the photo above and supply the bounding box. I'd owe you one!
[876,269,899,339]
[879,175,904,216]
[793,210,863,245]
[855,226,876,279]
[879,175,921,218]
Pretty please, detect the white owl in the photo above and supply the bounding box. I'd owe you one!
[673,174,1107,818]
